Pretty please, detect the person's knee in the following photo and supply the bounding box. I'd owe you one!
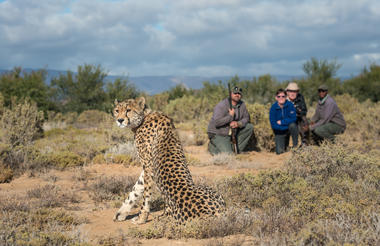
[289,122,298,131]
[244,123,254,133]
[313,127,324,138]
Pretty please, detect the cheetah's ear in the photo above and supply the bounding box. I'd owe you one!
[114,99,119,105]
[136,97,146,109]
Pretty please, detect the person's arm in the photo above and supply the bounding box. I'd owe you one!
[298,94,308,117]
[237,103,250,127]
[311,98,337,130]
[280,103,297,126]
[213,100,233,128]
[269,105,288,131]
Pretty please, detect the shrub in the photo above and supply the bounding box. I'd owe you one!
[27,184,80,208]
[0,144,50,175]
[0,92,4,116]
[0,163,13,183]
[246,103,274,151]
[1,100,44,147]
[0,195,87,245]
[75,109,112,128]
[214,141,380,243]
[43,151,85,170]
[89,175,136,202]
[164,95,207,123]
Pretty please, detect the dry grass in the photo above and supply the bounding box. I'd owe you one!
[88,175,137,202]
[0,194,88,245]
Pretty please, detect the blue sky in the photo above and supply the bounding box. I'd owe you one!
[0,0,379,77]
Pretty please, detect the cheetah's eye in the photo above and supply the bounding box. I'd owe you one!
[126,108,131,113]
[115,109,119,113]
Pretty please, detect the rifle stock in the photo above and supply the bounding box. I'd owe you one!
[228,83,238,154]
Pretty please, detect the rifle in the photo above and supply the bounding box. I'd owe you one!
[228,83,238,154]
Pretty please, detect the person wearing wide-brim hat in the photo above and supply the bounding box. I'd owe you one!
[285,82,309,146]
[309,84,346,144]
[207,86,254,155]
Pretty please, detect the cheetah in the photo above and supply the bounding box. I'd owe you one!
[113,97,225,224]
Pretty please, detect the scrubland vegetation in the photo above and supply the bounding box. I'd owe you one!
[0,59,379,245]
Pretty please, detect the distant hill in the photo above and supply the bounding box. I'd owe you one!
[0,68,302,94]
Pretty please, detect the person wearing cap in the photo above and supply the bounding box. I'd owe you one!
[309,84,346,143]
[269,88,298,154]
[285,82,309,146]
[207,86,253,155]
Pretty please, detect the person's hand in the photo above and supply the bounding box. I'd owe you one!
[230,121,239,128]
[228,108,235,117]
[277,120,281,125]
[302,124,309,132]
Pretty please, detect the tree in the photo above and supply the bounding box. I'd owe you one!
[299,58,343,104]
[106,77,140,111]
[343,63,380,102]
[50,64,108,113]
[0,67,53,112]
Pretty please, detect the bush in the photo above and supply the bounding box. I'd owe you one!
[1,100,44,147]
[164,95,209,123]
[75,109,112,128]
[89,175,136,202]
[43,151,85,170]
[246,103,274,151]
[0,163,13,183]
[0,194,87,245]
[214,141,380,243]
[334,94,380,151]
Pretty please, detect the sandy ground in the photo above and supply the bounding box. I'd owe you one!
[0,144,291,245]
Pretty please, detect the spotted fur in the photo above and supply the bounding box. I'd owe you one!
[113,97,225,224]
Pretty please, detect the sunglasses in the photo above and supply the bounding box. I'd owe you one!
[276,95,286,98]
[233,92,241,95]
[318,89,327,92]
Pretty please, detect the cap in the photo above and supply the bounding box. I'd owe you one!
[232,86,243,95]
[318,84,328,91]
[286,82,299,91]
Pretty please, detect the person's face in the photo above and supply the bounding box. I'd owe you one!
[286,90,298,101]
[276,92,286,105]
[318,89,328,99]
[231,92,242,102]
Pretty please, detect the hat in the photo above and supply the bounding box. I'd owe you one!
[232,86,243,95]
[318,84,328,91]
[286,82,299,91]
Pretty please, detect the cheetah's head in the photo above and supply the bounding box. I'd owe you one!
[113,97,149,129]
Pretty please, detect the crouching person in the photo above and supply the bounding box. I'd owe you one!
[286,82,309,146]
[309,85,346,144]
[269,89,297,154]
[207,86,254,155]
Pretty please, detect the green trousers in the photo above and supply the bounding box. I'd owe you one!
[312,122,345,142]
[208,123,254,155]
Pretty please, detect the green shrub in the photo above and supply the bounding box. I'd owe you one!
[1,100,44,147]
[164,95,208,123]
[44,151,84,170]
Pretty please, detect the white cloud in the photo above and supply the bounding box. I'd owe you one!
[0,0,379,77]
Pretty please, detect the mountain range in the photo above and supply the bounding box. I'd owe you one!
[0,68,302,94]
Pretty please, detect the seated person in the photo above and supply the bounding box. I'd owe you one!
[309,85,346,143]
[207,86,254,155]
[269,88,297,154]
[285,82,309,146]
